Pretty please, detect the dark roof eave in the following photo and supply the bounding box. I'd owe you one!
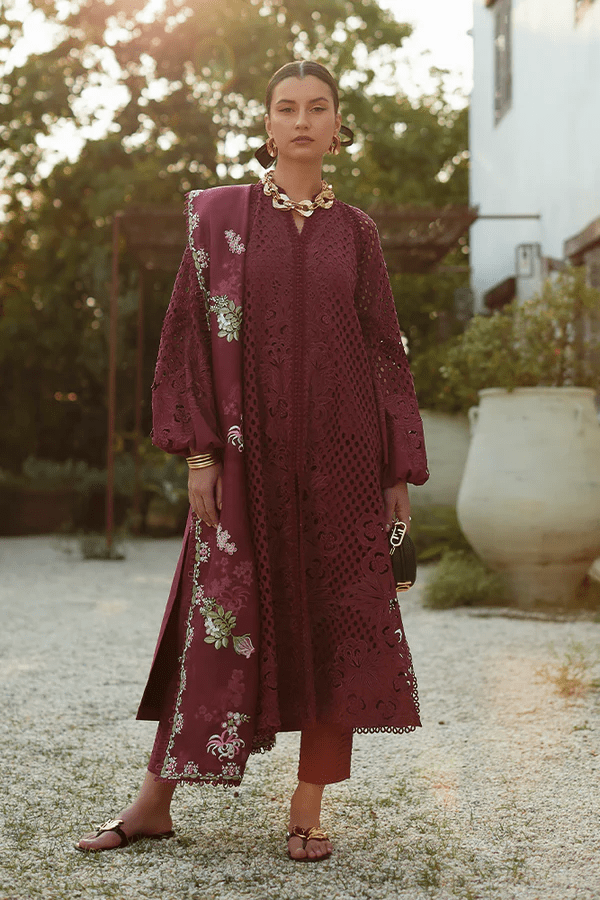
[564,215,600,264]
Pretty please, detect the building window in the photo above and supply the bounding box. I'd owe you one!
[493,0,512,124]
[576,0,597,22]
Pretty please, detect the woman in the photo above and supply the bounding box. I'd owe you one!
[77,60,428,862]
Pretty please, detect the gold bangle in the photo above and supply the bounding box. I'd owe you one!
[187,451,217,468]
[187,458,219,470]
[186,451,217,469]
[186,452,215,462]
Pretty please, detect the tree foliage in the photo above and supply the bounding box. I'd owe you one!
[0,0,469,471]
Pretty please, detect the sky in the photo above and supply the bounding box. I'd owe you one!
[7,0,475,92]
[384,0,474,98]
[5,0,475,171]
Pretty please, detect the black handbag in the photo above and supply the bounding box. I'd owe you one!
[388,520,417,592]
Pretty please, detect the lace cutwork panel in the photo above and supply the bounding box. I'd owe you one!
[241,184,428,742]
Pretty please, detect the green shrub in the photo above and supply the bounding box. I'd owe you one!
[426,266,600,414]
[410,341,465,414]
[423,550,508,609]
[20,455,135,494]
[411,505,472,562]
[79,533,126,560]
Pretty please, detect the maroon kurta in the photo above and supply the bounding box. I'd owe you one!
[140,181,428,781]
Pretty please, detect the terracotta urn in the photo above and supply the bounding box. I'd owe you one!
[457,387,600,606]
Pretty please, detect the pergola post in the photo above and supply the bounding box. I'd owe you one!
[132,266,146,533]
[106,212,122,551]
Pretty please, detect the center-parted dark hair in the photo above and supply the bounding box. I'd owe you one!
[255,60,354,168]
[265,61,340,113]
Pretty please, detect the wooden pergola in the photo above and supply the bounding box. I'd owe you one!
[105,201,477,547]
[369,205,478,273]
[106,207,183,546]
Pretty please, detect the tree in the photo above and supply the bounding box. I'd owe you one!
[0,0,468,470]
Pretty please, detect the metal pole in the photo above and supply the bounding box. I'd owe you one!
[476,214,541,220]
[106,213,121,551]
[132,266,145,533]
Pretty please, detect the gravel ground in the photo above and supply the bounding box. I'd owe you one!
[0,535,599,900]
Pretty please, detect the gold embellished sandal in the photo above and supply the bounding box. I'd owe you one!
[286,825,332,862]
[75,818,175,852]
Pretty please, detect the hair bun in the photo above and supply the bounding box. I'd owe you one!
[340,124,354,147]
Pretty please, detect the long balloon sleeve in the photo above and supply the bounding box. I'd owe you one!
[151,244,224,456]
[353,211,429,488]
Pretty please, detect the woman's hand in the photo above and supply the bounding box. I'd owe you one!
[188,463,223,528]
[383,480,411,532]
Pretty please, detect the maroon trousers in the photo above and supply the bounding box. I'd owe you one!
[149,719,352,786]
[297,723,353,784]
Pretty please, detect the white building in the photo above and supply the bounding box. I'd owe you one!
[470,0,600,311]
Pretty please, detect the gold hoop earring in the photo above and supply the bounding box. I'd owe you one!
[266,137,278,158]
[329,134,341,156]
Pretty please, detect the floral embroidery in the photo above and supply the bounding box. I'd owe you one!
[159,515,255,781]
[184,624,194,651]
[188,210,200,243]
[207,294,242,342]
[202,607,254,657]
[225,229,246,255]
[190,522,254,656]
[192,246,209,275]
[163,752,243,783]
[186,200,210,290]
[232,634,255,658]
[162,758,178,778]
[216,524,237,555]
[160,581,198,778]
[206,711,250,760]
[227,423,244,451]
[233,560,254,585]
[196,539,210,564]
[193,580,212,611]
[204,605,237,648]
[226,669,245,707]
[331,639,387,693]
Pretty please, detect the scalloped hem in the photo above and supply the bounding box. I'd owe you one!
[163,775,243,788]
[352,724,420,735]
[250,740,277,754]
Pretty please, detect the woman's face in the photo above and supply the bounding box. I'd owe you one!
[265,75,342,164]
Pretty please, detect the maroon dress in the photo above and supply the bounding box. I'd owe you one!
[139,182,429,786]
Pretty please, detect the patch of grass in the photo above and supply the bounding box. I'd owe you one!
[79,533,126,560]
[414,842,443,889]
[539,640,600,698]
[423,550,508,609]
[572,720,592,732]
[508,846,528,883]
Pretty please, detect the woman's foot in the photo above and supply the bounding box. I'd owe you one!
[76,771,176,852]
[287,782,332,861]
[76,805,174,851]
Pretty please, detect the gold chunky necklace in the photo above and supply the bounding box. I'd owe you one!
[261,171,335,218]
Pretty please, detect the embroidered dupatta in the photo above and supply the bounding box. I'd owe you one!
[138,185,260,786]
